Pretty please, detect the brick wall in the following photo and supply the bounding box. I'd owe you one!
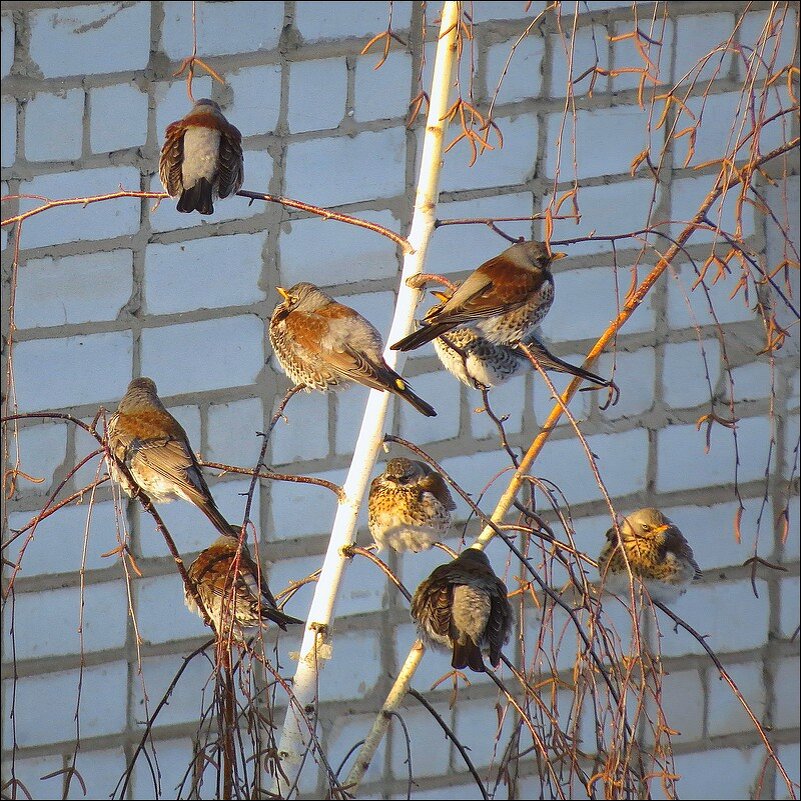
[1,2,799,799]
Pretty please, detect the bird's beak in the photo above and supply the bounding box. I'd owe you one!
[550,251,567,261]
[432,290,450,302]
[277,286,291,301]
[653,524,671,534]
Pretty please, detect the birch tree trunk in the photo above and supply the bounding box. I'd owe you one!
[270,3,460,794]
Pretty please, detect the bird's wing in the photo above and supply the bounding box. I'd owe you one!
[159,121,185,196]
[216,123,244,198]
[418,471,457,511]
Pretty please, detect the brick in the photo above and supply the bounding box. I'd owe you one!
[666,262,758,329]
[545,179,663,256]
[288,58,347,133]
[674,12,736,84]
[1,14,13,78]
[144,232,267,315]
[16,249,133,329]
[549,25,609,98]
[334,384,372,455]
[135,572,208,644]
[612,18,674,91]
[473,2,544,22]
[25,89,84,162]
[666,747,762,800]
[1,96,15,168]
[656,416,772,492]
[399,369,461,445]
[670,175,755,243]
[774,657,801,730]
[285,127,406,207]
[662,338,722,409]
[775,742,800,799]
[327,712,386,784]
[227,64,282,137]
[2,661,127,746]
[267,553,322,618]
[279,209,400,288]
[131,738,197,800]
[318,629,381,703]
[29,3,151,78]
[545,104,655,179]
[270,389,329,464]
[725,360,774,404]
[532,360,592,428]
[389,698,454,778]
[706,660,766,737]
[161,1,282,59]
[656,579,769,658]
[644,668,705,742]
[140,314,263,395]
[13,331,133,412]
[66,748,126,801]
[6,421,69,497]
[206,397,264,466]
[295,1,412,42]
[439,113,538,193]
[660,499,761,573]
[782,496,799,562]
[485,33,545,104]
[739,8,800,79]
[779,576,800,640]
[268,467,344,539]
[425,192,533,279]
[150,148,273,230]
[786,413,799,481]
[540,264,655,344]
[471,372,526,440]
[336,550,388,617]
[354,50,412,122]
[18,166,142,249]
[597,346,655,420]
[453,693,517,769]
[89,83,148,153]
[3,580,127,660]
[0,754,64,800]
[440,448,517,512]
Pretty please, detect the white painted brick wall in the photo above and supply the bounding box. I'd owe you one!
[2,2,798,799]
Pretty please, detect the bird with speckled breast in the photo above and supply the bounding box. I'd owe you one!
[268,282,437,417]
[391,240,565,352]
[411,547,513,673]
[368,458,456,553]
[598,507,702,604]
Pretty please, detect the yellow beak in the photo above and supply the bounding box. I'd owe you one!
[550,251,567,261]
[653,524,671,534]
[277,286,291,301]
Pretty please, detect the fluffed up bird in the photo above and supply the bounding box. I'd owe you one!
[107,377,232,537]
[159,98,244,215]
[434,325,611,390]
[598,508,702,604]
[391,240,565,352]
[185,528,302,639]
[411,547,513,673]
[368,458,456,553]
[269,282,437,417]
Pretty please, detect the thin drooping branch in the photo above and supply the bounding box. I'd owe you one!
[270,4,460,793]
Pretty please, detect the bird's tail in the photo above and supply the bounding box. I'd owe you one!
[196,495,237,539]
[260,605,304,631]
[452,639,486,673]
[178,178,214,215]
[389,374,437,417]
[526,340,610,387]
[391,321,455,352]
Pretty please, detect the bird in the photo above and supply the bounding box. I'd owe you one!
[391,240,565,352]
[433,324,611,390]
[368,458,456,553]
[268,282,437,417]
[410,547,513,673]
[185,527,302,639]
[597,508,702,604]
[159,98,244,215]
[107,377,232,537]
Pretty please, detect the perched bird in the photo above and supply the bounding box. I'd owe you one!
[411,547,513,673]
[185,528,302,639]
[434,325,610,390]
[107,377,232,537]
[368,458,456,553]
[269,282,437,417]
[159,98,244,215]
[598,508,702,604]
[391,240,565,352]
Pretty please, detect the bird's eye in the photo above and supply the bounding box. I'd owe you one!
[641,523,650,532]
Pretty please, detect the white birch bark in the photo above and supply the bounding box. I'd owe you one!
[271,3,460,794]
